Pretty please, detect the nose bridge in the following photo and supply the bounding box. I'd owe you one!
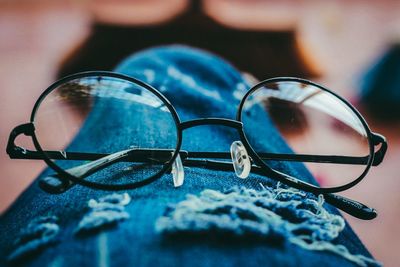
[179,118,243,131]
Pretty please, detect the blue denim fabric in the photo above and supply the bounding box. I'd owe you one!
[0,45,376,267]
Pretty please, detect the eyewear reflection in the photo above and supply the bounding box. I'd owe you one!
[7,71,387,220]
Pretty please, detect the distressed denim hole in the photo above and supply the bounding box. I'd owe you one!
[7,215,59,263]
[75,193,131,235]
[156,184,381,267]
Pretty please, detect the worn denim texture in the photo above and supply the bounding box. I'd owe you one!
[0,45,378,266]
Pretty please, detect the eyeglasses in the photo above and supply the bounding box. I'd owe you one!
[7,71,387,220]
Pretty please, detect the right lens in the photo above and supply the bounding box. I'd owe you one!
[33,73,179,187]
[240,80,371,189]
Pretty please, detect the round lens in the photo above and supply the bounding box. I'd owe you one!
[241,80,371,188]
[33,73,179,187]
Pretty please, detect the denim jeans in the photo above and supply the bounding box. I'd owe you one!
[0,45,377,267]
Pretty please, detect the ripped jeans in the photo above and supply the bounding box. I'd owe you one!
[0,45,380,267]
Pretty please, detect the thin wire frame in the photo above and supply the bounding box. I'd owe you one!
[237,77,377,194]
[7,71,388,220]
[31,71,183,191]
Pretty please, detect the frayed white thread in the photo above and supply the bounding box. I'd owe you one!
[143,69,155,83]
[156,185,381,267]
[7,216,59,262]
[75,193,131,234]
[167,66,222,100]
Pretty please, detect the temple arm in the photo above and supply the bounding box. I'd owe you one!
[6,123,384,220]
[7,123,386,166]
[7,148,380,165]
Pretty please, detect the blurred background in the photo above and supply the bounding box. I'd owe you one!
[0,0,399,266]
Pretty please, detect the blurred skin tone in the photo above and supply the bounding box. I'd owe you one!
[89,0,188,25]
[90,0,300,29]
[0,2,91,214]
[1,1,400,266]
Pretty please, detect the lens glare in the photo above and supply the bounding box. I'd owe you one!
[34,74,178,186]
[241,80,371,188]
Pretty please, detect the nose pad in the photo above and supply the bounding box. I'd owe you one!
[171,153,184,187]
[230,141,251,179]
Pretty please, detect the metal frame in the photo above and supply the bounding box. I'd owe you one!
[7,71,387,220]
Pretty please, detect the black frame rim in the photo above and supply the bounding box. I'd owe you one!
[30,71,183,190]
[236,77,375,194]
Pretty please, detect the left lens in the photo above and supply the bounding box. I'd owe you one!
[240,79,371,189]
[33,73,179,188]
